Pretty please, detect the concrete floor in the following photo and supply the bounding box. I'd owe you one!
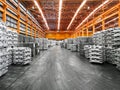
[0,46,120,90]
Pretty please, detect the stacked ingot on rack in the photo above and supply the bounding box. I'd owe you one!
[43,38,48,50]
[13,47,31,65]
[6,29,18,47]
[66,38,73,50]
[105,47,116,64]
[92,30,106,45]
[78,37,93,56]
[89,45,105,63]
[84,45,92,59]
[112,27,120,48]
[115,48,120,70]
[105,28,114,47]
[0,22,9,76]
[91,31,106,63]
[71,38,78,52]
[105,27,120,65]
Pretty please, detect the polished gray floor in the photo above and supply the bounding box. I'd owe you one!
[0,46,120,90]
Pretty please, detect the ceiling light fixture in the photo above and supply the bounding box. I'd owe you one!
[58,0,63,31]
[76,0,110,30]
[67,0,87,30]
[34,0,49,30]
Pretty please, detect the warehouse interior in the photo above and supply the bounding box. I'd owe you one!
[1,0,120,90]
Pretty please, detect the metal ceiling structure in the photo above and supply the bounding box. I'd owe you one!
[19,0,119,31]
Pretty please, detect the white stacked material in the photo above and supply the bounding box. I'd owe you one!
[92,31,106,45]
[43,38,48,50]
[0,48,8,77]
[105,28,114,47]
[6,29,18,46]
[114,48,120,70]
[0,22,7,47]
[36,38,43,50]
[71,44,77,52]
[36,38,48,50]
[105,47,116,64]
[67,44,72,50]
[84,45,92,59]
[7,47,13,65]
[89,45,105,63]
[78,37,93,56]
[112,27,120,48]
[66,38,73,50]
[13,47,31,65]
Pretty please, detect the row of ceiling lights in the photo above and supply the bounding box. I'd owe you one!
[33,0,111,31]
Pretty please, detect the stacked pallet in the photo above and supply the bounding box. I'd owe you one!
[13,47,31,65]
[105,47,115,64]
[78,37,93,56]
[0,48,8,77]
[105,28,114,47]
[89,45,105,63]
[115,48,120,70]
[112,27,120,48]
[66,38,73,50]
[7,47,13,65]
[71,44,77,52]
[84,45,92,59]
[36,38,48,50]
[6,29,18,47]
[92,30,106,45]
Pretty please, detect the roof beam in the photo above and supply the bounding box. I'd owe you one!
[34,0,49,30]
[76,0,112,30]
[67,0,87,30]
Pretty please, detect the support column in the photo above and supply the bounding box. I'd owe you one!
[118,5,120,27]
[82,28,84,36]
[86,27,88,37]
[17,2,20,34]
[34,27,36,38]
[92,23,95,34]
[2,0,7,22]
[102,16,105,30]
[25,13,28,36]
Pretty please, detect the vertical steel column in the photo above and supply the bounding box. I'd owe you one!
[118,5,120,27]
[2,0,7,22]
[102,16,105,30]
[25,12,28,36]
[86,27,88,36]
[17,1,20,34]
[92,22,95,34]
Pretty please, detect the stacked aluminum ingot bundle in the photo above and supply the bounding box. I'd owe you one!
[43,38,48,50]
[66,38,73,50]
[92,30,106,45]
[35,38,48,50]
[71,44,77,52]
[13,47,31,65]
[114,48,120,70]
[0,48,8,77]
[105,28,114,47]
[89,45,105,63]
[78,37,93,56]
[6,29,18,46]
[7,47,13,65]
[105,47,116,64]
[84,45,92,59]
[0,22,7,47]
[71,38,78,51]
[0,22,9,76]
[112,27,120,48]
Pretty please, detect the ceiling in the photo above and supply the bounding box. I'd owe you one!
[19,0,119,31]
